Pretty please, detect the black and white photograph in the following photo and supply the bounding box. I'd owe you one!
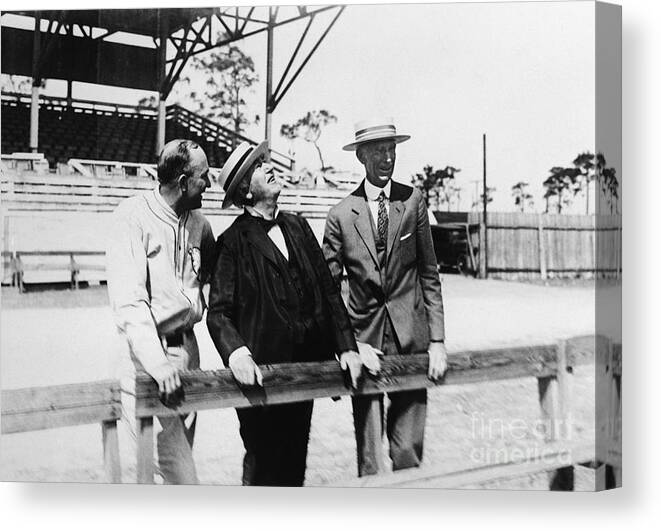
[1,0,622,494]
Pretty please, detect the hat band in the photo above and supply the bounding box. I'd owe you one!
[223,146,255,192]
[354,124,397,142]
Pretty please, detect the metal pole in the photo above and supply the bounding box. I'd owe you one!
[30,13,42,153]
[482,133,488,279]
[264,8,275,147]
[156,12,168,157]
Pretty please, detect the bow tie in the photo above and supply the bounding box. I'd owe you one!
[254,213,280,231]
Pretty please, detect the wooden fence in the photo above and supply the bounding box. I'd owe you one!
[0,335,621,488]
[1,380,122,483]
[1,172,622,282]
[467,212,622,279]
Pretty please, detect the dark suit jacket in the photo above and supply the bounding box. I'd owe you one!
[323,180,445,354]
[207,211,357,366]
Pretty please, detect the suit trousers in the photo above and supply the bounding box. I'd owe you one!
[352,316,428,476]
[236,400,314,486]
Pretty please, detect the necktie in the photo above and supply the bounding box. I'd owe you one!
[377,191,388,248]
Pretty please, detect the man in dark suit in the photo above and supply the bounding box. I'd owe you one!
[323,118,447,476]
[207,141,362,486]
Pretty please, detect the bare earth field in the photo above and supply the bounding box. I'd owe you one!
[0,276,608,487]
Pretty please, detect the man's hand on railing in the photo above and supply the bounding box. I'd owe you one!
[357,342,383,376]
[228,346,264,387]
[338,350,363,389]
[428,341,448,381]
[151,362,184,408]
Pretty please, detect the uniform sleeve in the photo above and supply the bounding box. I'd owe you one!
[105,207,169,376]
[415,191,446,341]
[322,208,345,289]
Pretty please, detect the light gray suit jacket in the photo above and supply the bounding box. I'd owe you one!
[323,180,445,354]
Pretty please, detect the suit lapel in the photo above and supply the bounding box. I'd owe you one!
[240,215,281,269]
[351,184,379,268]
[386,181,406,264]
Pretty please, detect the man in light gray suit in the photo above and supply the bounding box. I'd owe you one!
[323,118,447,476]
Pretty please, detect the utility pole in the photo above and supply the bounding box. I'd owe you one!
[480,134,488,279]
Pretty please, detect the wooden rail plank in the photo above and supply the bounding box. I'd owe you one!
[135,345,559,418]
[2,404,120,434]
[1,380,121,434]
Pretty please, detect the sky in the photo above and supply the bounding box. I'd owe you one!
[2,1,611,213]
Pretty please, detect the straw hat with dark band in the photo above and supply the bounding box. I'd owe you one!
[342,118,410,151]
[218,140,269,208]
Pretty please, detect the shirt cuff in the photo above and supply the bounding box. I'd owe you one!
[228,346,252,365]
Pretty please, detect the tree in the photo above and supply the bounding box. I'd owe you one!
[542,166,581,213]
[1,74,46,93]
[174,41,260,145]
[573,152,595,215]
[472,187,496,211]
[545,151,619,214]
[600,165,620,214]
[137,95,158,108]
[279,110,337,172]
[412,165,461,210]
[511,181,534,212]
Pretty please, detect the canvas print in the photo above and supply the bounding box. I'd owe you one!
[0,2,621,490]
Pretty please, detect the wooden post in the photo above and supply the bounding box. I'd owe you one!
[537,339,574,489]
[102,420,122,483]
[609,371,622,487]
[136,416,154,484]
[69,252,78,290]
[361,396,385,475]
[537,375,560,441]
[555,339,572,441]
[538,214,548,280]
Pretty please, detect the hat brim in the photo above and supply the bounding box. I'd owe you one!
[222,141,269,209]
[342,134,411,152]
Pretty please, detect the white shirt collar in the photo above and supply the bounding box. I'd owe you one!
[364,179,391,201]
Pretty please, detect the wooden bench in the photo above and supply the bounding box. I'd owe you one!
[13,250,106,292]
[1,380,122,483]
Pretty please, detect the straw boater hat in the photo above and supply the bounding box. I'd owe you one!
[218,140,269,208]
[342,117,411,151]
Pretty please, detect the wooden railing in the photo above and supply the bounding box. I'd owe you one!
[1,380,122,483]
[132,335,621,489]
[167,104,295,172]
[0,336,621,487]
[1,91,158,118]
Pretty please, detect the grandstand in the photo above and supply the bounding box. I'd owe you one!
[0,92,297,172]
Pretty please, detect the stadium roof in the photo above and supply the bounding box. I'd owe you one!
[8,8,214,39]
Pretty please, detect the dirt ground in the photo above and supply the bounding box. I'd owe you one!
[0,275,611,487]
